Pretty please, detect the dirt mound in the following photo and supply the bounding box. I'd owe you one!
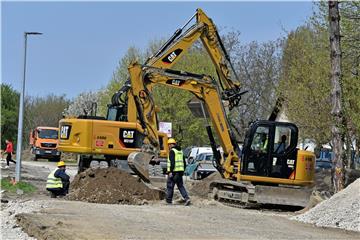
[187,172,222,198]
[67,167,165,204]
[292,178,360,232]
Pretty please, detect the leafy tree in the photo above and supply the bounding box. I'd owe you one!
[64,91,100,117]
[98,47,144,115]
[279,2,360,168]
[24,94,70,146]
[153,47,217,147]
[279,25,332,145]
[1,84,19,148]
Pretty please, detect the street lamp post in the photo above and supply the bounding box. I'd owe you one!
[15,32,42,182]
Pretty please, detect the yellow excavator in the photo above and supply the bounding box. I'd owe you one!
[59,8,241,172]
[126,62,315,207]
[59,9,315,207]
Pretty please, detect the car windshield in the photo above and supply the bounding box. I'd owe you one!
[195,154,203,161]
[38,129,58,139]
[183,147,192,158]
[195,154,213,161]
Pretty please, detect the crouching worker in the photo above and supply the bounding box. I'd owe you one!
[46,161,70,198]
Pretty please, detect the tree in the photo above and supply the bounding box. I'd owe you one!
[279,25,332,145]
[329,0,345,192]
[98,47,144,116]
[1,84,19,148]
[152,47,217,147]
[232,39,282,140]
[64,91,100,117]
[24,94,69,146]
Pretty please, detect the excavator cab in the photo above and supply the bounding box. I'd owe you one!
[106,104,128,121]
[241,121,299,179]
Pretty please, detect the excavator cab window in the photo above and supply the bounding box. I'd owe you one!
[107,104,128,121]
[270,125,298,178]
[243,125,271,176]
[241,121,298,179]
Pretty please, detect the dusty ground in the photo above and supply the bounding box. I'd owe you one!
[1,155,359,240]
[16,200,360,240]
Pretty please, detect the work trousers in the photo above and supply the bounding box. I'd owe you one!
[47,181,69,197]
[166,172,189,203]
[6,153,16,166]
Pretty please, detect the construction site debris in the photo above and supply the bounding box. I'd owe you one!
[292,178,360,232]
[67,167,165,204]
[187,172,222,198]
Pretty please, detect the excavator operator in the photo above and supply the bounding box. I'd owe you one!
[166,138,191,206]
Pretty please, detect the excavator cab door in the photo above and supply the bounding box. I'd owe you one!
[241,121,298,179]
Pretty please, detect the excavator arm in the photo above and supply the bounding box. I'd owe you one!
[111,8,243,117]
[127,62,243,182]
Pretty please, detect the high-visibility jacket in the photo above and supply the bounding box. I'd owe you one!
[46,169,63,189]
[260,138,268,152]
[167,148,184,172]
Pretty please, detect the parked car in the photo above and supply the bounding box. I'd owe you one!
[183,146,195,163]
[186,152,217,180]
[187,147,212,164]
[315,159,332,170]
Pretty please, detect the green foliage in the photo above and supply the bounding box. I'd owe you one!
[24,94,70,146]
[100,30,283,147]
[153,48,217,147]
[0,178,37,193]
[279,2,360,147]
[279,25,332,144]
[340,1,360,136]
[1,84,19,148]
[98,47,144,115]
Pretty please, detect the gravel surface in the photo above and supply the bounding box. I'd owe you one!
[1,199,49,240]
[1,157,78,239]
[292,178,360,232]
[15,199,360,240]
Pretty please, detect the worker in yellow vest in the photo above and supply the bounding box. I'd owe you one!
[166,138,190,206]
[46,161,70,198]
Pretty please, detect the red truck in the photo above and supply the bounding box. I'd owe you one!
[29,127,61,161]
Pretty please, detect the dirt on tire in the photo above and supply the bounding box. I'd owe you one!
[67,167,165,204]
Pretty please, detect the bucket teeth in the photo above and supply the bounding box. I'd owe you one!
[128,152,153,183]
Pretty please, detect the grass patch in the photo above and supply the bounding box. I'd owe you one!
[0,178,37,193]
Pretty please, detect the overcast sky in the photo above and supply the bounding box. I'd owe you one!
[2,1,313,98]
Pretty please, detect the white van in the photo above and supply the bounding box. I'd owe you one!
[187,147,213,164]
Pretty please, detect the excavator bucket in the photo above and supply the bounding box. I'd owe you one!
[128,152,154,183]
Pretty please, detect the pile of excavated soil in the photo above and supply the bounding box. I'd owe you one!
[187,172,222,198]
[67,167,165,205]
[292,178,360,232]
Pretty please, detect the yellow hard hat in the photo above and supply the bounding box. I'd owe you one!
[57,161,66,167]
[168,138,176,144]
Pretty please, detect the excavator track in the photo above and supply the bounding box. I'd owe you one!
[209,180,311,208]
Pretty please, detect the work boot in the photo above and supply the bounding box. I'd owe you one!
[50,192,57,198]
[175,198,186,204]
[184,199,191,206]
